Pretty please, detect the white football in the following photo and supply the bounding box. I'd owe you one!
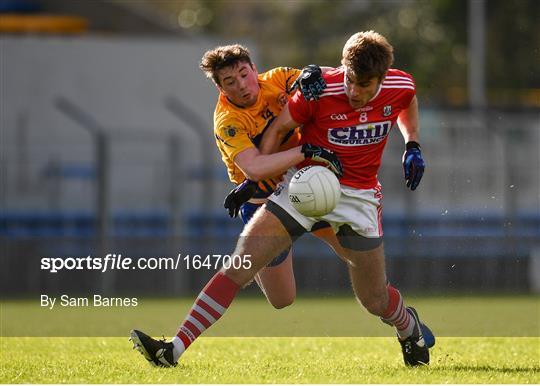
[288,165,341,217]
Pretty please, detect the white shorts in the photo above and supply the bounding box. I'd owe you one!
[268,168,383,238]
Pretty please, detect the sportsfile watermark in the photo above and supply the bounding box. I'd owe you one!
[40,253,252,273]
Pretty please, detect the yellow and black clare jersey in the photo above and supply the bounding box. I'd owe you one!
[214,67,301,198]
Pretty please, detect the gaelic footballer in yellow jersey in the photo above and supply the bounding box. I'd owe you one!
[198,43,341,309]
[214,67,301,198]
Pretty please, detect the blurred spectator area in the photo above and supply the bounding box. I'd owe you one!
[1,0,538,106]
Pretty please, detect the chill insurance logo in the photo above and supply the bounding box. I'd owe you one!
[327,120,391,146]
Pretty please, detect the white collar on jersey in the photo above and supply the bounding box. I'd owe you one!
[367,84,382,103]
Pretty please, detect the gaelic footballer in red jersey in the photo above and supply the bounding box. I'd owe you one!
[258,31,432,366]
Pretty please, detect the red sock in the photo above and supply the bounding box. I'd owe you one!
[175,271,240,350]
[381,285,414,338]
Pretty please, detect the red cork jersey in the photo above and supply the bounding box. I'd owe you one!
[289,67,416,189]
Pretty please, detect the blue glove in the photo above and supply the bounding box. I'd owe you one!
[402,141,425,191]
[224,179,258,218]
[291,64,326,101]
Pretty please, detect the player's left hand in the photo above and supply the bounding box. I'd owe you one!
[224,179,259,218]
[291,64,326,101]
[402,141,425,191]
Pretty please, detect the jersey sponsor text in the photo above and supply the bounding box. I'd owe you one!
[328,121,391,146]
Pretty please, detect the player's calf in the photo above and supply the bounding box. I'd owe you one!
[357,291,389,317]
[341,242,389,317]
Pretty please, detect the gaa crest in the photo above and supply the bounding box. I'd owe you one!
[383,105,392,117]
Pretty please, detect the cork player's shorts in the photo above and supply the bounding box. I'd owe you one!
[267,168,383,250]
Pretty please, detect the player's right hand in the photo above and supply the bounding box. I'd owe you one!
[301,143,344,178]
[291,64,326,101]
[223,179,259,218]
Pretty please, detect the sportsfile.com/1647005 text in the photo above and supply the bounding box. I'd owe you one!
[40,254,253,273]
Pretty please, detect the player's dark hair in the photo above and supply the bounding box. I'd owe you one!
[341,31,394,81]
[200,44,253,86]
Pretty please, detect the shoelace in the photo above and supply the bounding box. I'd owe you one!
[154,335,168,359]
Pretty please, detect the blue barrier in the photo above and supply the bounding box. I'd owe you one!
[0,211,169,238]
[1,211,537,261]
[1,211,538,240]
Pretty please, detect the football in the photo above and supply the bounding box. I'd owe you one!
[288,165,341,217]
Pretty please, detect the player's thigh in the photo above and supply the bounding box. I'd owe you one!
[227,207,293,281]
[241,201,292,268]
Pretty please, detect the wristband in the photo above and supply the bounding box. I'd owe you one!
[406,141,421,150]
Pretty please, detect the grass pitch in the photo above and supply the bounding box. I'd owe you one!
[1,296,539,383]
[1,336,539,383]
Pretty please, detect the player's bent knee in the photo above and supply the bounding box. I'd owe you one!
[271,299,294,309]
[268,292,296,309]
[222,266,257,288]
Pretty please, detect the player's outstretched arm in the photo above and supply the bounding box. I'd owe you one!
[397,96,425,191]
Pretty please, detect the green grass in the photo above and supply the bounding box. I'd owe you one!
[1,337,539,383]
[2,295,539,337]
[1,296,539,383]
